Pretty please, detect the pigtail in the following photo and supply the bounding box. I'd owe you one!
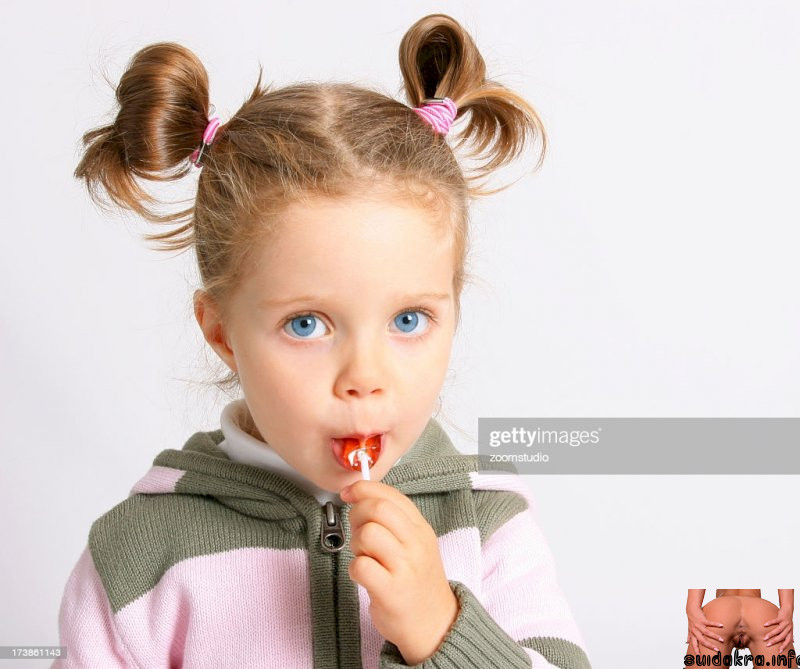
[74,42,214,250]
[399,14,548,197]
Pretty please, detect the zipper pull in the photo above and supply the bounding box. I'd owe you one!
[320,501,345,553]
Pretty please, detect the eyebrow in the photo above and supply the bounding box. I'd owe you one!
[258,292,451,309]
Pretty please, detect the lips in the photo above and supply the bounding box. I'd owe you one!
[330,433,385,470]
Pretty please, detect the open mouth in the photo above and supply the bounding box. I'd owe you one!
[330,433,385,471]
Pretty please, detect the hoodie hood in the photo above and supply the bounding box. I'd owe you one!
[129,415,519,522]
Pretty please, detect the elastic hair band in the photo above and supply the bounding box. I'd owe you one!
[190,115,221,168]
[413,97,458,135]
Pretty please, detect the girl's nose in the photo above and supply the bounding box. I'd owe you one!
[333,339,386,399]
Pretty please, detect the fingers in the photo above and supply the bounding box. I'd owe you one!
[348,553,392,593]
[348,496,418,550]
[344,480,425,528]
[349,520,405,572]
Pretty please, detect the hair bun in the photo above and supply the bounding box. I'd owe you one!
[75,42,212,222]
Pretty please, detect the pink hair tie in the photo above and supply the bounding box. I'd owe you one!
[190,115,221,168]
[413,97,458,135]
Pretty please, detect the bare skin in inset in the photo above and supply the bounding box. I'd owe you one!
[684,589,796,668]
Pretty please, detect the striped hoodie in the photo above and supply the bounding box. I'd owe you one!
[54,403,592,669]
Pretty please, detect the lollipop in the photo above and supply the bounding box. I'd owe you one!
[331,434,383,480]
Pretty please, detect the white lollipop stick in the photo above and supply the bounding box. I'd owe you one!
[358,450,371,480]
[346,446,372,480]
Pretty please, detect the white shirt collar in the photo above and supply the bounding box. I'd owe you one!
[217,398,342,505]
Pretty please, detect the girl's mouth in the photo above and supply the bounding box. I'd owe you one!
[330,433,385,471]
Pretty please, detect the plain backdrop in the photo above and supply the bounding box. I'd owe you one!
[1,2,798,668]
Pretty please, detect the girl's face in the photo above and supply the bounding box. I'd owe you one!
[196,194,457,494]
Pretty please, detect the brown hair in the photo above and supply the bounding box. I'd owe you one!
[74,13,547,395]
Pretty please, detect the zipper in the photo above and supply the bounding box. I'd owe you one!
[320,501,346,552]
[321,502,345,666]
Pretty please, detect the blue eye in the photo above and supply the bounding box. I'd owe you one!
[393,310,430,335]
[284,314,328,340]
[282,309,434,341]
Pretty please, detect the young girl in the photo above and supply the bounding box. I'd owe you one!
[55,14,592,669]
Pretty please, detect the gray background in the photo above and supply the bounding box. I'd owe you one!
[1,1,798,667]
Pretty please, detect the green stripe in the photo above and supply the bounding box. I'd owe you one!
[473,488,529,544]
[89,493,307,614]
[519,636,592,669]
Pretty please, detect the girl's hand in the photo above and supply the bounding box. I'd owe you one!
[764,608,794,653]
[340,479,460,665]
[686,606,725,655]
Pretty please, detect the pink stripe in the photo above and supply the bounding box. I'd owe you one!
[469,471,541,515]
[481,504,586,647]
[128,465,185,496]
[54,547,138,667]
[114,546,314,668]
[470,473,586,651]
[523,646,568,668]
[438,526,483,592]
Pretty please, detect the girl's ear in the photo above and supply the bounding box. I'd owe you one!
[193,289,238,373]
